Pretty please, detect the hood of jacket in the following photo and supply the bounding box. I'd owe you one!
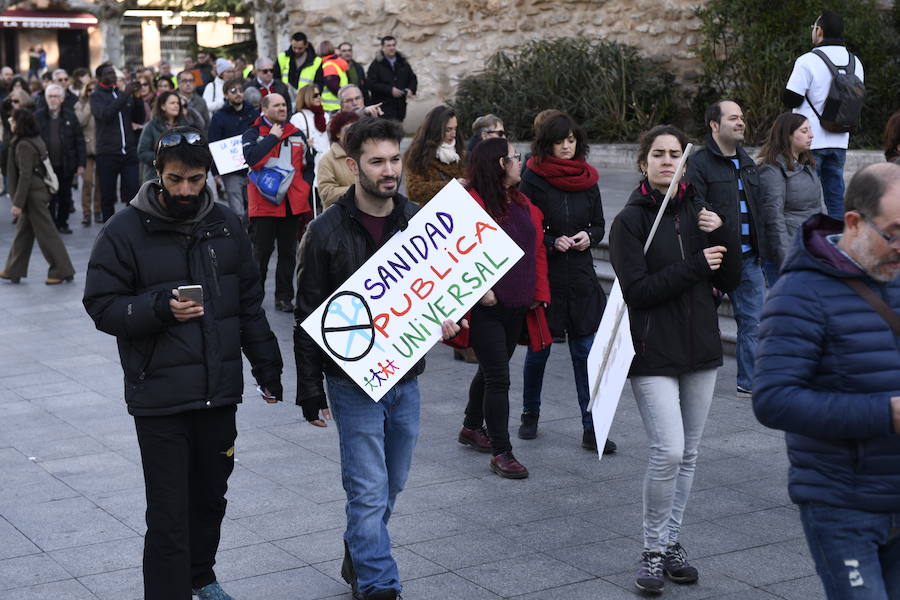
[129,179,216,226]
[625,179,694,214]
[781,213,865,279]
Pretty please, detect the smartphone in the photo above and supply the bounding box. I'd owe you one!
[177,285,204,306]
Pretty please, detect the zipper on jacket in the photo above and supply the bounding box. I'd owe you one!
[674,214,686,259]
[208,246,222,297]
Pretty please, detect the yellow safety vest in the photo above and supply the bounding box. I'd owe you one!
[277,52,322,89]
[242,65,253,79]
[320,58,348,112]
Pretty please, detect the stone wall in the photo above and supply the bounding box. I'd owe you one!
[289,0,702,129]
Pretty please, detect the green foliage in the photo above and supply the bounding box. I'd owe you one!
[450,38,678,142]
[694,0,900,148]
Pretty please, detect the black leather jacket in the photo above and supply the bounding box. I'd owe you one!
[294,187,424,419]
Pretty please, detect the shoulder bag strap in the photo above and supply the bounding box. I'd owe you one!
[843,278,900,335]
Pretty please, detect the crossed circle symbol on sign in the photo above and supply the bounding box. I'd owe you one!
[320,291,376,362]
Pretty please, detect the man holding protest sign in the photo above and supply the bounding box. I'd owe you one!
[208,79,257,220]
[294,117,463,600]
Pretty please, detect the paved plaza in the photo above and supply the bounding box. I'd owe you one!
[0,172,824,599]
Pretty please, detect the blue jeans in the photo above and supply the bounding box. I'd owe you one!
[522,334,594,430]
[800,503,900,599]
[326,376,420,597]
[813,148,847,219]
[729,256,764,390]
[762,258,782,288]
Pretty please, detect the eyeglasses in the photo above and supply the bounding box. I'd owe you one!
[258,69,273,74]
[810,23,820,31]
[506,153,522,162]
[178,79,193,85]
[158,131,204,149]
[312,93,321,98]
[55,77,68,82]
[486,130,506,137]
[863,215,900,246]
[227,88,243,94]
[141,82,150,88]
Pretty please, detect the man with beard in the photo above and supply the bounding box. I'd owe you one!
[242,92,312,312]
[754,162,900,599]
[294,117,463,600]
[83,126,284,600]
[208,78,257,220]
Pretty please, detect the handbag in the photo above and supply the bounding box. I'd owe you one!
[248,136,296,205]
[24,139,59,194]
[842,278,900,335]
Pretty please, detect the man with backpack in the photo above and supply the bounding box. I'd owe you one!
[242,93,313,312]
[783,9,865,219]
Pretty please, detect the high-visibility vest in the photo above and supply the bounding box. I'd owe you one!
[242,65,253,79]
[320,55,348,111]
[278,52,321,89]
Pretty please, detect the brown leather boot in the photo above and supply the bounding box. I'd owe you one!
[490,451,529,479]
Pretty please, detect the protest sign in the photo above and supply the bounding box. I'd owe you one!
[301,179,525,401]
[209,135,247,175]
[586,143,694,460]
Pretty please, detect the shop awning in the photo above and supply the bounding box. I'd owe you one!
[0,10,98,30]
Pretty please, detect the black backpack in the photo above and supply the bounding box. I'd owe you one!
[806,49,865,134]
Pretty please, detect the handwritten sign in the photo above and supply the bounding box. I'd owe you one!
[209,135,247,175]
[301,179,525,401]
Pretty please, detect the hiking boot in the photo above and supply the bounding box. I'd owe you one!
[582,430,618,454]
[518,412,538,439]
[341,540,359,596]
[490,451,529,479]
[634,550,665,594]
[604,438,617,454]
[192,581,234,600]
[664,542,699,584]
[736,385,752,398]
[458,426,491,452]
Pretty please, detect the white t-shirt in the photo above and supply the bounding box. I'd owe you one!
[289,108,330,167]
[785,45,864,150]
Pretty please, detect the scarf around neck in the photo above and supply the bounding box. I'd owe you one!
[436,142,461,165]
[526,155,599,192]
[308,105,326,133]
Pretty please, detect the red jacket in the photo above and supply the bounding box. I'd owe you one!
[446,188,552,351]
[242,115,311,218]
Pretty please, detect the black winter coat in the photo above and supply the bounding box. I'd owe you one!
[90,85,145,155]
[294,187,424,420]
[34,107,86,178]
[519,167,606,338]
[83,191,283,416]
[609,183,740,376]
[366,52,417,121]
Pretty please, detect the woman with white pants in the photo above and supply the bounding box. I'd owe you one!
[609,125,741,595]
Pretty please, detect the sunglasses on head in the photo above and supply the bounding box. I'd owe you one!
[158,131,203,149]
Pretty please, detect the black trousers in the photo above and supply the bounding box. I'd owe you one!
[96,151,139,222]
[133,405,237,600]
[464,303,527,455]
[48,173,74,229]
[250,215,299,303]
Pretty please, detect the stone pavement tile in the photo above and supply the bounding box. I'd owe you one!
[387,509,483,546]
[581,504,642,537]
[234,501,347,541]
[603,565,753,599]
[0,579,99,600]
[404,458,478,490]
[393,477,510,515]
[701,428,790,455]
[0,369,72,390]
[0,360,46,380]
[218,517,267,551]
[38,451,143,496]
[264,422,342,463]
[0,450,81,510]
[77,566,142,600]
[0,553,71,591]
[691,543,817,588]
[691,455,783,491]
[215,542,306,582]
[15,435,109,463]
[219,566,348,600]
[763,575,826,600]
[405,530,532,571]
[455,552,592,597]
[273,526,345,564]
[398,572,501,599]
[48,536,143,577]
[40,353,113,370]
[314,546,447,584]
[729,478,794,507]
[222,466,313,520]
[713,590,785,600]
[681,487,780,525]
[3,496,135,552]
[284,470,353,504]
[503,514,620,551]
[86,487,146,534]
[670,520,775,559]
[30,390,112,413]
[0,516,40,560]
[510,577,640,599]
[544,536,643,577]
[711,506,805,545]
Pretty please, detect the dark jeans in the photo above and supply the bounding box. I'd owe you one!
[48,173,74,229]
[96,152,139,222]
[250,215,298,303]
[464,303,527,455]
[522,333,594,430]
[812,148,847,219]
[800,502,900,599]
[133,405,237,600]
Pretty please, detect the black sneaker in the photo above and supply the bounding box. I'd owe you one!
[341,540,361,598]
[582,430,618,454]
[518,413,538,439]
[635,550,665,594]
[664,542,699,584]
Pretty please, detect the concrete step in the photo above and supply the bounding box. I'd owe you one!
[592,243,737,356]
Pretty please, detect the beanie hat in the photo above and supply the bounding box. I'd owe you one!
[215,58,234,74]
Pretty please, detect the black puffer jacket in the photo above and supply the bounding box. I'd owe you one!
[519,166,607,338]
[294,187,424,419]
[609,182,740,376]
[83,183,283,416]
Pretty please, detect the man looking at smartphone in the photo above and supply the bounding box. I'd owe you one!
[83,125,284,600]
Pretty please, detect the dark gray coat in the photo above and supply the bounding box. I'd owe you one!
[758,156,825,266]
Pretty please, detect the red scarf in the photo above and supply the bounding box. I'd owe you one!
[526,156,599,192]
[309,105,326,133]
